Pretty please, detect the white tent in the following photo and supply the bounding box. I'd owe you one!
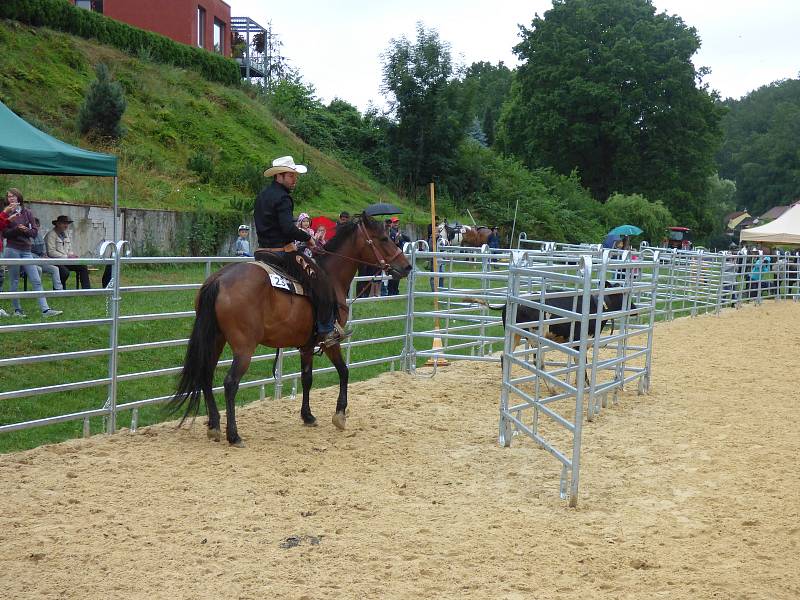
[739,203,800,245]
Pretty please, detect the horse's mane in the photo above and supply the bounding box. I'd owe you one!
[323,213,381,254]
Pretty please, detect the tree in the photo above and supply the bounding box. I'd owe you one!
[77,62,126,140]
[381,23,471,193]
[463,61,513,147]
[716,78,800,216]
[498,0,723,235]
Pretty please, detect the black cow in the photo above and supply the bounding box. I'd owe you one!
[468,282,635,351]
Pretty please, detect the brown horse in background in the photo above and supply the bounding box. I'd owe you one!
[169,214,412,447]
[462,226,492,247]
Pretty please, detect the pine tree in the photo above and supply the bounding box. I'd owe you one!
[467,117,488,147]
[77,63,127,140]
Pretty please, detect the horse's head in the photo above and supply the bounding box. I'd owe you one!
[354,214,412,279]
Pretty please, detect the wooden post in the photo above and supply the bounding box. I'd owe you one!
[427,182,448,366]
[431,182,439,328]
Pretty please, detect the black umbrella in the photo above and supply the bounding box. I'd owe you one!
[364,202,403,216]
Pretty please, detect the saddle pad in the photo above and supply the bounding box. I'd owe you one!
[248,261,309,297]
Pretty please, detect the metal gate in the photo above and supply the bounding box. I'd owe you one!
[499,252,658,506]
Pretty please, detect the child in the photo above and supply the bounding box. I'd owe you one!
[235,224,251,256]
[297,213,315,237]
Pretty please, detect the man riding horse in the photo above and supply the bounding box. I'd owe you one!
[254,155,351,348]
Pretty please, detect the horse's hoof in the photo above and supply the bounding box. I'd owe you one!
[332,412,347,430]
[230,439,246,448]
[303,418,318,427]
[207,428,221,442]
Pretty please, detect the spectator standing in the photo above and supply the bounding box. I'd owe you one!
[31,218,63,291]
[234,224,251,256]
[387,216,409,296]
[335,211,350,234]
[45,215,92,289]
[2,188,62,317]
[0,200,19,316]
[487,227,500,249]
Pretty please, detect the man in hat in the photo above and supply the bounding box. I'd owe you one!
[254,155,350,348]
[45,215,92,289]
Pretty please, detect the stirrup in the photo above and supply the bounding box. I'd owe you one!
[318,323,353,349]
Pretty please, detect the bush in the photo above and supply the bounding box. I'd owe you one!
[602,193,674,246]
[77,63,126,139]
[239,163,267,197]
[0,0,239,85]
[175,199,240,256]
[187,151,215,184]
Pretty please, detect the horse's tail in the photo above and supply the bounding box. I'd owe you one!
[271,348,281,380]
[168,278,221,426]
[463,296,505,310]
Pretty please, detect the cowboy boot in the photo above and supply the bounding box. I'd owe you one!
[319,322,353,349]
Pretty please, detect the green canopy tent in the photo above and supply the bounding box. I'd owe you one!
[0,100,120,240]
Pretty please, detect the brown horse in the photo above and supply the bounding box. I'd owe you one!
[169,213,412,447]
[462,226,492,247]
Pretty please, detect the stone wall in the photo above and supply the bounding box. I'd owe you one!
[24,201,423,257]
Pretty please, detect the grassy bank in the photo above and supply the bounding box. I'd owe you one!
[0,20,417,220]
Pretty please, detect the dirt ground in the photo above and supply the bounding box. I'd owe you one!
[1,302,798,599]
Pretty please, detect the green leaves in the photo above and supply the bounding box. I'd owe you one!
[717,79,800,216]
[498,0,723,235]
[381,23,469,190]
[0,0,239,85]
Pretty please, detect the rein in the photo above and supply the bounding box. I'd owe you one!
[316,220,404,273]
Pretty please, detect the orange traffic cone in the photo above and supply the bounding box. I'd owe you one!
[425,332,450,366]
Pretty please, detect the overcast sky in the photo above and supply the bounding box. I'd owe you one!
[230,0,799,111]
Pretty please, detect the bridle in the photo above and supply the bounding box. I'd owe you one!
[316,219,405,276]
[358,220,404,274]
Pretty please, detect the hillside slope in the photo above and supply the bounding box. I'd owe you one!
[0,20,408,219]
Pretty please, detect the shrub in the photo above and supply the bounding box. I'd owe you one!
[0,0,239,85]
[187,151,215,184]
[602,193,674,246]
[77,63,126,140]
[239,163,267,197]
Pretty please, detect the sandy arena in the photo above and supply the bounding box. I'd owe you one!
[1,301,798,599]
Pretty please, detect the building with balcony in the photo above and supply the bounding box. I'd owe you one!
[72,0,231,57]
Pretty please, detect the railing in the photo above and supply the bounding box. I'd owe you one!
[1,243,797,444]
[0,246,412,438]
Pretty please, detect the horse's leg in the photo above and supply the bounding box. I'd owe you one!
[204,337,225,442]
[224,350,253,447]
[299,346,317,426]
[324,344,349,430]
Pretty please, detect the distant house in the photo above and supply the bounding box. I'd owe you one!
[72,0,231,57]
[759,205,790,223]
[724,210,751,232]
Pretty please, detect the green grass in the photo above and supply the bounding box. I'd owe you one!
[0,259,506,453]
[0,20,418,221]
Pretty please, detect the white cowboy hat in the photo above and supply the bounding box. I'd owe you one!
[264,155,308,177]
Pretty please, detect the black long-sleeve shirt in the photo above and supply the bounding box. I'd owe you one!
[253,180,311,248]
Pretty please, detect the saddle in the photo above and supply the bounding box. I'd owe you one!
[249,261,309,297]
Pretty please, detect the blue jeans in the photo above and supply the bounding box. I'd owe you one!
[3,247,51,312]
